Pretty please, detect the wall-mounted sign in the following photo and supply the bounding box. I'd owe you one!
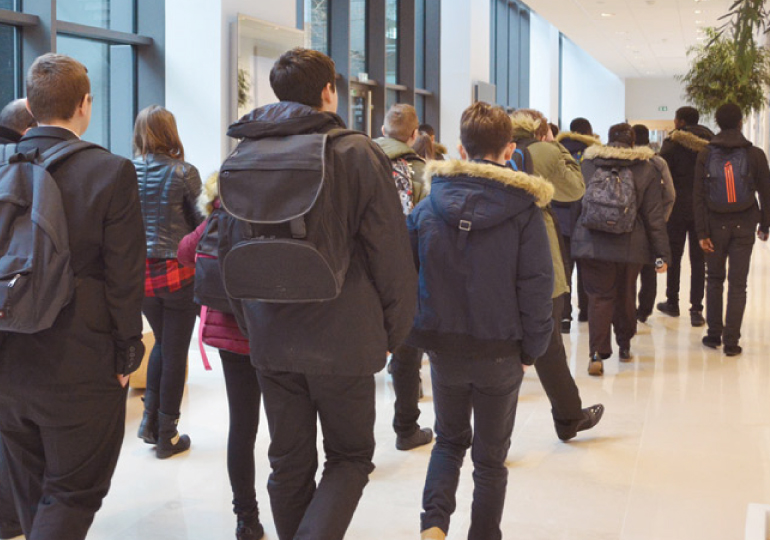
[658,106,668,112]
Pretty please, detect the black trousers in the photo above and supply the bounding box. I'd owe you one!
[705,221,755,346]
[220,350,261,517]
[390,343,423,436]
[0,435,19,530]
[581,259,642,356]
[0,386,127,540]
[665,215,705,311]
[142,285,199,415]
[561,235,588,320]
[257,370,375,540]
[637,264,657,317]
[534,296,583,426]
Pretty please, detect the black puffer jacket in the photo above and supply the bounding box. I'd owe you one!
[571,144,671,265]
[221,102,417,376]
[660,124,714,221]
[133,154,203,259]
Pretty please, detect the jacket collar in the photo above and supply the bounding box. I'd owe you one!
[0,126,21,144]
[555,131,599,147]
[709,128,752,149]
[21,126,80,143]
[583,144,655,162]
[670,128,711,152]
[227,101,346,139]
[426,159,554,207]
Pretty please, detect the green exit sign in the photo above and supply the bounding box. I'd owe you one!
[658,106,668,112]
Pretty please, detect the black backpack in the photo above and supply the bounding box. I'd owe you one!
[580,164,638,234]
[219,130,355,303]
[0,140,96,333]
[704,146,755,212]
[509,138,535,175]
[193,208,232,313]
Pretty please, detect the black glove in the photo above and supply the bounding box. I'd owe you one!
[521,352,537,366]
[115,338,145,376]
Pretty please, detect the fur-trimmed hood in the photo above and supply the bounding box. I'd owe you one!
[583,144,655,163]
[196,172,219,217]
[510,112,541,139]
[424,159,553,234]
[434,142,448,156]
[556,131,600,147]
[669,128,712,153]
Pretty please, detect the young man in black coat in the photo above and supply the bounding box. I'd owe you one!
[222,48,417,540]
[694,103,770,356]
[0,54,146,540]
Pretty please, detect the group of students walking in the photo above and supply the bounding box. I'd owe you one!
[0,46,768,540]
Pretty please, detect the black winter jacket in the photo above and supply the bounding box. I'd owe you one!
[406,159,554,362]
[571,144,671,265]
[133,154,203,259]
[221,102,417,376]
[693,128,770,239]
[660,124,714,222]
[553,131,600,237]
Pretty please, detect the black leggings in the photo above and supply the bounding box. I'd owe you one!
[142,285,199,416]
[220,350,261,515]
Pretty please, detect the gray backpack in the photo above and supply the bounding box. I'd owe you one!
[580,164,637,234]
[0,140,95,333]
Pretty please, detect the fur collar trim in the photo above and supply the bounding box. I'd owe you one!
[435,142,448,155]
[197,172,219,217]
[583,145,655,162]
[556,131,600,147]
[670,129,710,152]
[426,159,554,207]
[509,112,541,137]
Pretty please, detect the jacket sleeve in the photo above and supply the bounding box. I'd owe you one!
[638,163,671,263]
[182,164,204,230]
[660,137,676,169]
[103,159,147,372]
[177,218,208,267]
[406,209,421,272]
[751,147,770,233]
[516,208,554,361]
[693,149,710,239]
[355,143,418,351]
[655,156,676,221]
[549,142,585,203]
[410,158,428,203]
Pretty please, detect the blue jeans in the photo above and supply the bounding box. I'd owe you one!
[421,353,524,540]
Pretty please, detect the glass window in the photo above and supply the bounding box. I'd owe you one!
[415,0,426,89]
[57,0,135,34]
[0,0,18,10]
[415,94,425,125]
[350,0,368,79]
[0,24,17,106]
[56,35,136,157]
[304,0,329,55]
[385,0,398,84]
[386,88,399,110]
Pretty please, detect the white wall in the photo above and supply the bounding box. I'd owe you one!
[528,12,560,122]
[625,78,688,122]
[560,37,625,142]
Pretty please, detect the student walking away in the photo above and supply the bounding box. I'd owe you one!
[0,53,145,540]
[658,106,714,326]
[177,173,265,540]
[409,102,554,540]
[573,123,671,376]
[555,118,601,328]
[694,103,770,356]
[420,123,447,160]
[133,105,203,459]
[218,48,417,540]
[633,124,676,323]
[0,98,37,540]
[510,110,603,440]
[375,104,433,451]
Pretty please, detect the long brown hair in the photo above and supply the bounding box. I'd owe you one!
[133,105,185,160]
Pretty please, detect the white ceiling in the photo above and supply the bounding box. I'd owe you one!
[523,0,737,79]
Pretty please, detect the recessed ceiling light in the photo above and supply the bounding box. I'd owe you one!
[695,20,704,24]
[694,9,702,13]
[600,13,615,17]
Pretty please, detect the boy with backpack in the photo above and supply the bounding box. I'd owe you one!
[409,102,554,540]
[694,102,770,356]
[0,54,145,539]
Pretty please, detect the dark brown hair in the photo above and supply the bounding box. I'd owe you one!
[26,54,90,123]
[412,132,435,160]
[675,106,699,126]
[460,102,513,160]
[383,104,419,142]
[608,123,636,147]
[133,105,185,160]
[270,48,336,108]
[715,102,742,130]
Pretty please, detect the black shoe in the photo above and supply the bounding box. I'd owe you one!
[702,335,721,349]
[587,353,604,376]
[561,319,571,334]
[155,412,191,459]
[724,344,742,356]
[236,509,265,540]
[138,391,159,444]
[577,311,588,322]
[690,311,705,327]
[556,404,605,441]
[657,302,680,317]
[0,521,23,539]
[396,427,433,451]
[636,311,649,323]
[619,348,632,362]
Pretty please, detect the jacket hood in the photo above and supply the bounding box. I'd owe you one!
[434,142,448,155]
[197,172,219,217]
[670,126,713,152]
[226,101,345,139]
[425,159,553,232]
[708,128,752,149]
[556,131,600,148]
[374,137,420,160]
[510,112,541,140]
[583,144,655,163]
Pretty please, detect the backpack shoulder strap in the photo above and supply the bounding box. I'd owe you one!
[0,144,18,165]
[40,140,101,170]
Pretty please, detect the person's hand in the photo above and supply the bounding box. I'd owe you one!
[700,238,715,253]
[655,262,668,274]
[758,230,769,241]
[117,374,130,388]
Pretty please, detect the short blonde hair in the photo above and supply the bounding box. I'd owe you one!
[383,104,419,142]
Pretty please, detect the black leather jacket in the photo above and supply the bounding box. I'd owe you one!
[133,154,203,259]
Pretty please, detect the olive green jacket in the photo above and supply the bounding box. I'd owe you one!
[374,137,429,203]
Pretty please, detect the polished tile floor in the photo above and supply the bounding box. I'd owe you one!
[81,241,770,540]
